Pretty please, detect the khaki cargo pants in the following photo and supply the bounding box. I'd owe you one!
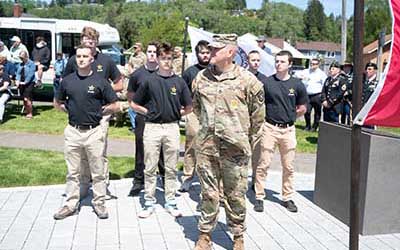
[64,124,106,210]
[253,122,297,201]
[143,122,180,206]
[182,112,200,183]
[79,114,111,192]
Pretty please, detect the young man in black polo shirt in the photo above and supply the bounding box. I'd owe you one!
[130,42,192,218]
[253,50,308,213]
[180,40,210,192]
[127,42,166,197]
[53,45,120,220]
[63,26,123,200]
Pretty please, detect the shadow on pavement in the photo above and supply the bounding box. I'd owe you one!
[297,190,314,202]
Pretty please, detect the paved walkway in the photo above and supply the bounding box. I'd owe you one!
[0,131,316,173]
[1,173,400,250]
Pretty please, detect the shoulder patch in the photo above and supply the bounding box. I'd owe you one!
[341,84,347,91]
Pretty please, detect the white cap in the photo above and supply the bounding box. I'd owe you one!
[10,36,21,42]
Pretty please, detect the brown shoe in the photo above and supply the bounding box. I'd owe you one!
[93,204,109,219]
[233,235,244,250]
[53,205,76,220]
[194,232,212,250]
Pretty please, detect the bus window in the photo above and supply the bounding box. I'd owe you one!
[20,29,51,60]
[0,28,18,48]
[61,33,80,57]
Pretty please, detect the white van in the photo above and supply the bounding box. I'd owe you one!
[0,17,122,100]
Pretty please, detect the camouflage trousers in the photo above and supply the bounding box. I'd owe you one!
[196,143,249,236]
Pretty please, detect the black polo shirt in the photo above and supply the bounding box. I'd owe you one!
[0,74,10,94]
[56,72,118,126]
[127,65,157,93]
[63,52,121,82]
[133,73,192,123]
[254,71,268,85]
[264,75,308,124]
[182,64,207,94]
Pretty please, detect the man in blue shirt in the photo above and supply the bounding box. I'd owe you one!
[16,51,36,119]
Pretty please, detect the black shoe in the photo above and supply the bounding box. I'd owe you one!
[128,182,144,197]
[304,126,311,131]
[254,200,264,212]
[283,200,298,213]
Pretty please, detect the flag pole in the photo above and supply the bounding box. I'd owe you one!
[181,16,190,77]
[350,0,364,249]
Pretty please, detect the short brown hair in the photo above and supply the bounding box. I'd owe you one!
[36,36,45,43]
[76,44,94,55]
[80,26,99,42]
[276,50,293,64]
[157,42,173,57]
[247,50,260,59]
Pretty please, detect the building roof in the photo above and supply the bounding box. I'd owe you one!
[295,41,341,52]
[363,34,392,54]
[267,38,285,49]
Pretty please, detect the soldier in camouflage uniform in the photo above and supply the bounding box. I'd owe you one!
[192,34,265,250]
[127,42,147,74]
[172,46,188,76]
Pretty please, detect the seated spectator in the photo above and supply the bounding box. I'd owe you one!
[53,52,67,96]
[0,64,10,123]
[0,41,11,61]
[16,51,36,119]
[0,56,16,80]
[31,36,50,86]
[9,36,28,66]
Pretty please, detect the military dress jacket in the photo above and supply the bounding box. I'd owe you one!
[321,74,348,113]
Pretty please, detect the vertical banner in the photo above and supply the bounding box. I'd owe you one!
[354,0,400,127]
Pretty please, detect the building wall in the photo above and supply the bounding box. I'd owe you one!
[363,43,391,71]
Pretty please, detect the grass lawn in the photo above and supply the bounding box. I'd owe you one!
[0,147,134,188]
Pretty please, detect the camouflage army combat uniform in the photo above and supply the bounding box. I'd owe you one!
[192,64,265,236]
[128,51,146,73]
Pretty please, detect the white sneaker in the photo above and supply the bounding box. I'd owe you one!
[138,205,154,219]
[165,204,182,217]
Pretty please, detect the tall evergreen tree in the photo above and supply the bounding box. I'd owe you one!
[303,0,326,40]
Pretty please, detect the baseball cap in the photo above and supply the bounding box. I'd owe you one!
[330,61,341,69]
[209,34,238,49]
[10,36,21,42]
[256,35,267,42]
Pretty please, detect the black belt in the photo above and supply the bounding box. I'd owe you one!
[266,118,294,128]
[69,122,99,130]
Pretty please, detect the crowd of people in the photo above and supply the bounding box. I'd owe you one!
[0,26,381,250]
[0,34,52,122]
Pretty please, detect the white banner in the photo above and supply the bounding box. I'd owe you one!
[187,26,276,77]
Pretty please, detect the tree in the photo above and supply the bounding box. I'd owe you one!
[364,0,391,45]
[303,0,326,40]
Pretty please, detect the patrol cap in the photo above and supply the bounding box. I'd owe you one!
[342,61,353,66]
[329,61,341,69]
[209,34,238,48]
[365,62,377,70]
[10,36,21,42]
[133,42,143,49]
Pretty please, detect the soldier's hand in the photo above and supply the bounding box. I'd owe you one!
[322,100,330,108]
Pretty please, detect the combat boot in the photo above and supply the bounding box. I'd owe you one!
[233,235,244,250]
[194,232,212,250]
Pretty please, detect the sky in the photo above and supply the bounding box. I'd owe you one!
[247,0,355,18]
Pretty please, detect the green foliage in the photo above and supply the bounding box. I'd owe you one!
[259,2,305,41]
[303,0,326,41]
[364,0,391,45]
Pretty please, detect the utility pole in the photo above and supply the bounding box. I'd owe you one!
[341,0,347,64]
[350,1,364,249]
[377,30,386,80]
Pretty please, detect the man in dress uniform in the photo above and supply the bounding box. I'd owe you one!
[321,61,348,122]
